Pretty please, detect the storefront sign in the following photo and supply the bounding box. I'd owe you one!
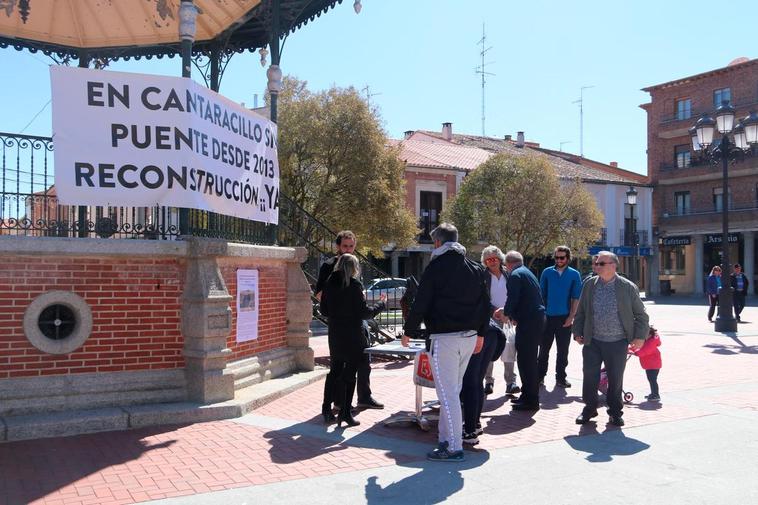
[588,246,653,257]
[704,233,739,244]
[661,236,691,246]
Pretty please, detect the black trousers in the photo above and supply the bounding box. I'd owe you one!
[581,338,629,418]
[708,295,718,320]
[646,369,660,396]
[515,314,546,405]
[461,325,498,433]
[733,292,746,319]
[324,354,371,407]
[538,315,571,382]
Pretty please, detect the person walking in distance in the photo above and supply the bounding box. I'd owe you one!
[402,223,490,462]
[538,246,582,388]
[730,263,749,322]
[573,251,649,427]
[499,251,546,411]
[314,231,384,414]
[706,266,722,323]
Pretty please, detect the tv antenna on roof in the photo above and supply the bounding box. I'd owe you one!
[475,23,495,137]
[362,85,382,111]
[572,85,594,157]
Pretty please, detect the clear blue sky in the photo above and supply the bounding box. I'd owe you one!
[1,0,756,175]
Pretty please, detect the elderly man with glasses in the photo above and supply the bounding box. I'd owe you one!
[538,246,582,389]
[573,251,649,427]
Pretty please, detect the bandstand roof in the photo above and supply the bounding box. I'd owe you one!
[0,0,342,60]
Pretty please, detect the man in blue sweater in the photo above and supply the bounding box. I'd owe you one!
[538,246,582,388]
[499,251,546,411]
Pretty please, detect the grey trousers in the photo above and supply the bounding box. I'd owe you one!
[430,335,476,452]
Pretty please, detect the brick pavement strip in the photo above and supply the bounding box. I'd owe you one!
[0,302,756,504]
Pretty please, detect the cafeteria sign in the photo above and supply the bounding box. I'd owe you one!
[50,66,279,224]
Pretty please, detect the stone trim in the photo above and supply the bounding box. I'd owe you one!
[23,291,93,355]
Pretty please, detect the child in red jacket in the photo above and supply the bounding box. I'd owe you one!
[633,326,662,401]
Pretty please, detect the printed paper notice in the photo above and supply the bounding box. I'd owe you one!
[236,269,259,342]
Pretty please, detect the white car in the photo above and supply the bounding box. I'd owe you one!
[364,278,407,310]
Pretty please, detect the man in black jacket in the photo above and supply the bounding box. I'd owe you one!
[500,250,546,411]
[402,223,490,462]
[314,230,383,410]
[731,263,750,322]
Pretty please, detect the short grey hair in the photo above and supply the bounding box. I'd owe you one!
[504,250,523,265]
[430,222,458,244]
[597,250,619,265]
[481,245,505,264]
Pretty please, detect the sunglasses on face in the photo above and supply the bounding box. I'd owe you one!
[594,262,612,266]
[484,257,500,263]
[554,256,567,260]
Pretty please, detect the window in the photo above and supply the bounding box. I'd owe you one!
[660,246,686,275]
[419,191,442,243]
[713,87,731,108]
[713,187,732,212]
[674,191,690,215]
[675,145,691,168]
[675,98,692,120]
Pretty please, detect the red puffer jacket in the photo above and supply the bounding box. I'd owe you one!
[634,333,662,370]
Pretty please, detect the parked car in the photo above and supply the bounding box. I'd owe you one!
[364,277,407,310]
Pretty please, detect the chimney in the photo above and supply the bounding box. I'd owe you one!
[504,134,512,141]
[404,130,414,140]
[253,93,259,108]
[442,122,453,141]
[610,161,618,167]
[516,131,525,148]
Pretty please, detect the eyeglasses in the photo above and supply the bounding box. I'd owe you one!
[554,255,567,260]
[484,257,500,264]
[594,262,612,266]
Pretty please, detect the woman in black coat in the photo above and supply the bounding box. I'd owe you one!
[320,254,385,427]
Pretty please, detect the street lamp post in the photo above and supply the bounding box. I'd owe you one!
[626,186,638,287]
[691,103,758,332]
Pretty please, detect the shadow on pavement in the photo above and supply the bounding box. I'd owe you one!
[704,333,758,354]
[262,416,349,464]
[0,425,183,505]
[538,385,582,411]
[482,410,537,436]
[363,449,490,505]
[564,427,650,462]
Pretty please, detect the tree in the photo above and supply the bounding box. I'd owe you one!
[442,153,604,265]
[275,76,418,254]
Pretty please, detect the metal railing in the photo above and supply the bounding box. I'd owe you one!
[620,229,649,247]
[662,202,758,218]
[0,131,273,244]
[659,97,758,125]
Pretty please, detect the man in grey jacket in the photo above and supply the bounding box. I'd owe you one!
[572,251,649,427]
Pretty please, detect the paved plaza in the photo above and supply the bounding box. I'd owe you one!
[1,298,757,505]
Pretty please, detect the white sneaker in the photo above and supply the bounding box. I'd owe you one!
[462,432,480,445]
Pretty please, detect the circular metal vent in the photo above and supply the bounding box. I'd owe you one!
[37,304,77,340]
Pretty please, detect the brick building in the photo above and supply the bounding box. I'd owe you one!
[642,57,758,295]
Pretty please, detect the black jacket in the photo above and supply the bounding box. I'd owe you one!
[320,271,385,363]
[503,265,545,322]
[730,272,750,294]
[484,265,509,312]
[315,256,338,296]
[403,250,490,336]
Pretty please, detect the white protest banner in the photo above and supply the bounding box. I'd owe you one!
[50,66,279,224]
[236,269,260,342]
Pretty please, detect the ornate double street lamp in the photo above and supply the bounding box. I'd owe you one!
[690,102,758,332]
[626,186,638,288]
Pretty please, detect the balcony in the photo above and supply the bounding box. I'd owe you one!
[594,227,608,246]
[661,203,758,228]
[619,229,649,247]
[659,98,758,125]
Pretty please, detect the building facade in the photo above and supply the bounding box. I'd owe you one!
[642,57,758,295]
[391,124,652,286]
